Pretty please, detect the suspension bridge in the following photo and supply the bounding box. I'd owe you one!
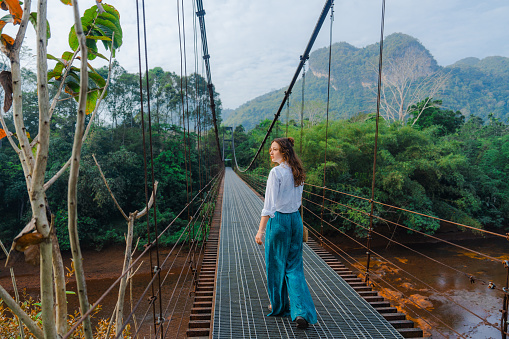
[13,0,505,338]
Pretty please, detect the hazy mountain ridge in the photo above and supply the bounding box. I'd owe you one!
[225,33,509,130]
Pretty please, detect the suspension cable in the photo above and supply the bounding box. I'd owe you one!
[237,0,333,172]
[366,0,386,284]
[285,92,290,137]
[303,204,503,334]
[134,0,159,334]
[300,64,306,155]
[304,222,468,339]
[140,0,165,331]
[181,0,195,233]
[125,175,221,338]
[177,0,191,220]
[62,172,222,339]
[304,194,505,289]
[192,0,203,191]
[195,0,222,160]
[319,2,334,241]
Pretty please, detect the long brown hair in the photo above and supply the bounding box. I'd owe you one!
[271,137,305,186]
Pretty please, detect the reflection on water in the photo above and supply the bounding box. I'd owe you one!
[347,237,508,338]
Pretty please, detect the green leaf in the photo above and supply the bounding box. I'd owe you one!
[87,35,112,41]
[88,71,106,89]
[65,290,76,295]
[47,68,63,81]
[61,51,74,62]
[88,49,108,61]
[68,4,122,57]
[29,12,51,41]
[68,25,78,51]
[85,89,99,115]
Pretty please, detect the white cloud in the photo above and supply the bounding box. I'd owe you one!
[7,0,509,109]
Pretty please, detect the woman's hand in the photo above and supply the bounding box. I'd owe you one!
[256,216,269,245]
[255,231,264,245]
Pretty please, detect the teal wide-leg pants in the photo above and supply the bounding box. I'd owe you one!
[265,211,317,324]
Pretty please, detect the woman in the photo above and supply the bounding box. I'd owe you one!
[255,137,317,329]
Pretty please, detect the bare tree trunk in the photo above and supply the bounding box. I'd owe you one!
[115,216,135,336]
[51,214,68,335]
[67,1,93,338]
[32,1,59,337]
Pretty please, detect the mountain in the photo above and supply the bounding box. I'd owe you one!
[224,33,509,130]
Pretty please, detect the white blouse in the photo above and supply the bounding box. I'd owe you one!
[261,162,303,218]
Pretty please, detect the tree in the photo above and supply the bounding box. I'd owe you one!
[379,47,450,123]
[0,2,122,338]
[408,98,465,135]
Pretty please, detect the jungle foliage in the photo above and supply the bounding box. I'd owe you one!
[0,62,222,250]
[228,102,509,237]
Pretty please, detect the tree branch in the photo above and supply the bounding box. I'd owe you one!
[43,43,114,192]
[0,284,44,339]
[135,181,159,219]
[68,1,93,337]
[92,153,128,221]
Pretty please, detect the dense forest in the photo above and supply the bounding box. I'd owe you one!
[0,61,223,250]
[228,102,509,237]
[2,32,508,251]
[225,33,509,130]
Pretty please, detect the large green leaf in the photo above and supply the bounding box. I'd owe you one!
[87,49,108,61]
[88,71,106,89]
[47,51,77,80]
[68,4,122,58]
[85,89,99,115]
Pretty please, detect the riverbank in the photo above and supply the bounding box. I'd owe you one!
[0,245,193,337]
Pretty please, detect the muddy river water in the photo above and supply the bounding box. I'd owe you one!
[1,237,507,338]
[346,236,509,338]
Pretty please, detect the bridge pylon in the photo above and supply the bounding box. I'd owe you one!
[222,126,233,165]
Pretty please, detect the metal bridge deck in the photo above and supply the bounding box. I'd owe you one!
[212,168,403,338]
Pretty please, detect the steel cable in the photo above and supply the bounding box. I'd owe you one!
[304,182,508,239]
[62,172,222,339]
[319,1,334,240]
[134,0,159,333]
[304,221,466,339]
[236,0,334,172]
[117,171,223,337]
[140,0,165,332]
[302,203,505,333]
[304,195,505,291]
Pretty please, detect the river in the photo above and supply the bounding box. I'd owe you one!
[346,236,509,338]
[1,237,507,338]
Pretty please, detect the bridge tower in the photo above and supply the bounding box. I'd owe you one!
[222,126,233,165]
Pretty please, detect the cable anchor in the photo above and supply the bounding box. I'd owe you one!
[489,281,496,289]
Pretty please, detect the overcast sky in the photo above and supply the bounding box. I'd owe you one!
[13,0,509,109]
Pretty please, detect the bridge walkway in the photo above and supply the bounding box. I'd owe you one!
[210,168,405,338]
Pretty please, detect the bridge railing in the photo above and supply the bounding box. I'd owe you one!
[62,169,224,339]
[235,169,509,338]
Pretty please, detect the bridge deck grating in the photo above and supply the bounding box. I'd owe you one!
[213,168,403,338]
